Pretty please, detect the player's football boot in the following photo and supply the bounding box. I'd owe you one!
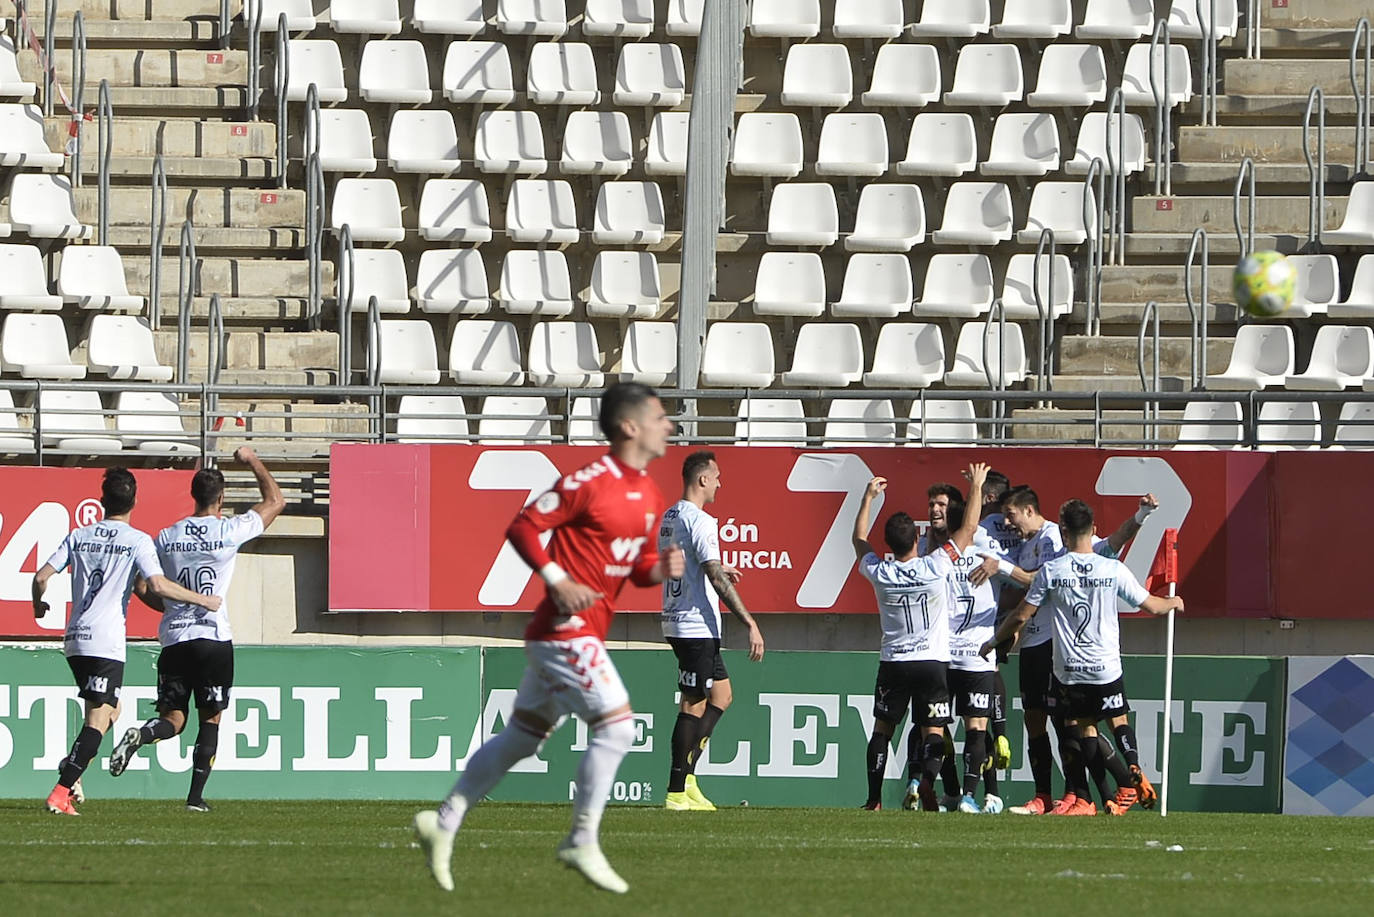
[413,810,455,892]
[108,727,143,777]
[186,800,212,813]
[982,793,1004,815]
[44,785,79,816]
[939,793,962,813]
[71,778,85,805]
[994,735,1013,770]
[1062,797,1097,816]
[1047,793,1079,816]
[557,840,629,895]
[1110,786,1138,815]
[1008,793,1051,815]
[664,792,692,811]
[1131,765,1157,809]
[683,774,716,811]
[957,793,982,814]
[860,801,882,811]
[918,783,940,813]
[901,779,922,811]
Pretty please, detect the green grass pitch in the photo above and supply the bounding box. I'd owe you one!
[1,801,1370,916]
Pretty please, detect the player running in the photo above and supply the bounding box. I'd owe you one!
[981,499,1183,814]
[108,447,285,811]
[414,382,684,895]
[856,464,988,812]
[30,468,222,816]
[660,451,765,812]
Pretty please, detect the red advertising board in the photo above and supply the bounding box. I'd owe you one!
[0,468,195,638]
[329,445,1278,618]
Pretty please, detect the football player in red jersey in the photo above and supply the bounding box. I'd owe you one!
[414,382,684,896]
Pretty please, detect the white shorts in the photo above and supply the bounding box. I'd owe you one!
[514,637,631,727]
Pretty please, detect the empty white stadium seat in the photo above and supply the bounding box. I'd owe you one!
[1018,181,1094,245]
[413,0,486,35]
[847,184,925,253]
[330,178,404,243]
[527,42,599,106]
[255,0,317,31]
[945,321,1028,388]
[586,251,661,319]
[568,396,603,444]
[592,182,666,246]
[753,252,826,317]
[338,248,410,314]
[915,253,996,319]
[474,110,547,174]
[766,183,838,246]
[749,0,819,38]
[1330,255,1374,317]
[479,396,552,443]
[1285,326,1374,391]
[1064,111,1148,175]
[376,321,442,384]
[528,322,604,387]
[0,244,61,311]
[284,40,348,102]
[0,389,32,453]
[815,113,888,178]
[36,390,120,452]
[781,44,853,108]
[1207,325,1294,390]
[0,33,34,100]
[823,399,898,447]
[395,394,470,443]
[1257,401,1320,450]
[0,103,63,168]
[1168,0,1240,40]
[386,110,460,174]
[1077,0,1153,40]
[834,0,902,38]
[330,0,402,34]
[584,0,654,37]
[497,0,568,36]
[416,248,490,315]
[443,41,516,104]
[449,320,523,384]
[85,315,172,382]
[499,250,573,316]
[832,253,913,318]
[1324,183,1374,246]
[932,182,1014,246]
[313,108,377,172]
[1286,255,1340,318]
[506,179,578,244]
[6,174,91,239]
[731,113,804,178]
[864,323,946,388]
[58,246,144,312]
[621,321,677,386]
[418,178,492,242]
[898,113,977,177]
[1027,45,1108,108]
[908,399,979,445]
[1334,403,1374,448]
[615,44,686,107]
[863,44,941,108]
[1121,43,1194,108]
[736,399,807,446]
[562,111,634,176]
[666,0,705,37]
[944,44,1023,107]
[701,323,774,387]
[114,391,198,454]
[910,0,990,38]
[0,313,84,379]
[1000,253,1074,319]
[993,0,1070,38]
[1174,402,1243,450]
[781,324,863,387]
[645,112,689,175]
[981,113,1062,177]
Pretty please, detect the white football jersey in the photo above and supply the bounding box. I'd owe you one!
[1016,520,1116,648]
[155,511,264,645]
[659,500,722,639]
[1026,551,1151,685]
[859,548,954,663]
[979,513,1023,603]
[944,532,999,674]
[44,520,164,662]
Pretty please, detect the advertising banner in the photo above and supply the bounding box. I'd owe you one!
[1284,656,1374,816]
[0,468,195,638]
[0,645,1283,812]
[331,445,1272,617]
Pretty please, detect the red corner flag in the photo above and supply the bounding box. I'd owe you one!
[1145,528,1180,594]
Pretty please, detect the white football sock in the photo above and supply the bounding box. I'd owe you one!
[567,714,636,848]
[438,722,543,833]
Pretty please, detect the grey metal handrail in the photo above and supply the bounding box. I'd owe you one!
[1198,0,1219,125]
[95,79,111,244]
[1137,300,1162,442]
[1149,18,1173,196]
[304,151,326,329]
[303,82,322,163]
[1106,87,1128,264]
[337,223,355,385]
[149,153,169,329]
[1184,228,1210,389]
[1352,18,1371,176]
[1233,156,1256,259]
[68,11,86,186]
[1031,227,1056,392]
[1082,157,1106,336]
[1302,86,1326,250]
[365,296,382,435]
[42,0,55,116]
[274,14,290,187]
[220,0,233,50]
[1245,0,1260,60]
[247,0,265,119]
[177,220,196,384]
[207,292,224,419]
[981,300,1009,440]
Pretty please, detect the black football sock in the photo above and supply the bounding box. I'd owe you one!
[1080,734,1110,805]
[1098,734,1132,789]
[940,732,961,797]
[866,733,889,805]
[992,672,1008,739]
[687,704,725,776]
[919,735,946,788]
[187,723,219,806]
[983,732,1001,795]
[1056,720,1091,799]
[962,729,988,796]
[667,712,702,793]
[905,725,922,782]
[1028,731,1053,797]
[1113,723,1141,769]
[58,726,103,789]
[139,717,178,745]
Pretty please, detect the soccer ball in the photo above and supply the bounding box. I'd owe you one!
[1233,251,1296,318]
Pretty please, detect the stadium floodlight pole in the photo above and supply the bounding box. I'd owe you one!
[1160,527,1180,818]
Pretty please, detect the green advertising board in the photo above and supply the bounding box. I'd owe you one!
[0,646,1284,811]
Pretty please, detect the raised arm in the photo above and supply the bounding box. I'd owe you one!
[950,463,990,552]
[236,446,286,528]
[852,476,887,562]
[1106,494,1158,553]
[703,560,765,661]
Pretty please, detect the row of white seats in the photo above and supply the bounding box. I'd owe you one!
[0,313,169,382]
[257,0,704,38]
[1178,401,1374,450]
[286,39,685,106]
[778,42,1192,110]
[0,389,197,455]
[0,245,144,312]
[1209,324,1374,392]
[1217,254,1374,322]
[0,174,91,240]
[0,104,65,169]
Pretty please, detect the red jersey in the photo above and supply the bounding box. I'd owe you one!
[513,454,667,642]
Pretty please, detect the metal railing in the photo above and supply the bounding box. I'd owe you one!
[1233,156,1256,259]
[1082,157,1107,336]
[1137,301,1162,440]
[95,78,111,244]
[336,223,356,385]
[1302,86,1326,250]
[149,153,169,329]
[274,15,291,188]
[1030,227,1056,392]
[219,0,233,50]
[1106,87,1128,264]
[67,11,86,186]
[1244,0,1261,60]
[364,296,383,434]
[1184,228,1210,389]
[1199,0,1220,125]
[303,82,322,165]
[41,0,55,116]
[304,152,326,329]
[247,1,267,120]
[176,220,196,385]
[981,301,1009,441]
[207,293,225,420]
[1353,18,1371,176]
[1149,18,1174,196]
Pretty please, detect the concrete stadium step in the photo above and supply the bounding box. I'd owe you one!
[1071,300,1240,327]
[1146,162,1361,185]
[0,0,238,18]
[76,156,276,180]
[200,399,369,438]
[21,18,224,43]
[1101,265,1241,306]
[1131,195,1346,234]
[1125,231,1314,256]
[19,49,250,89]
[152,330,338,376]
[1229,28,1364,51]
[154,296,313,324]
[1223,59,1370,96]
[1178,127,1366,164]
[1203,95,1364,120]
[1044,373,1194,394]
[1058,335,1233,378]
[1261,0,1373,28]
[105,226,306,250]
[1011,409,1183,444]
[51,118,277,178]
[120,255,331,300]
[74,186,304,229]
